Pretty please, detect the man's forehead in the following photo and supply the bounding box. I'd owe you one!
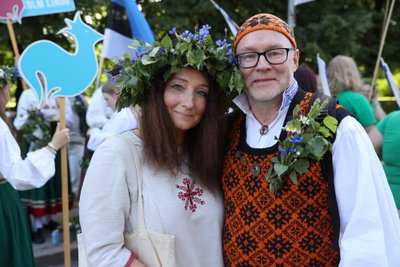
[236,30,293,51]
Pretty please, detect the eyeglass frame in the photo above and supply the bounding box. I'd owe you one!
[235,48,296,68]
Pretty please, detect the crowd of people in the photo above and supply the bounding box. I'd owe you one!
[1,11,400,267]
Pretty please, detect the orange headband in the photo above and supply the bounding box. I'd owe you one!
[233,13,297,52]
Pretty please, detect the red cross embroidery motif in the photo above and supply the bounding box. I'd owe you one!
[176,178,205,212]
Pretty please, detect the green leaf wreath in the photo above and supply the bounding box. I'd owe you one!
[266,98,338,194]
[107,25,243,109]
[21,109,51,150]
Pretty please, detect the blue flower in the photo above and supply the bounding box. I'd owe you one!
[168,27,176,35]
[228,56,236,64]
[180,30,193,39]
[198,24,211,37]
[288,134,303,145]
[288,147,296,154]
[215,39,227,47]
[280,148,288,156]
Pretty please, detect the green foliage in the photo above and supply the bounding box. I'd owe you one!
[1,0,400,101]
[20,109,51,149]
[266,98,338,194]
[112,25,243,109]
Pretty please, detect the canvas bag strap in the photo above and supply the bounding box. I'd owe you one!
[121,131,146,231]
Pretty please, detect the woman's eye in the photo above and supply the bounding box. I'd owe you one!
[171,84,183,90]
[197,90,209,98]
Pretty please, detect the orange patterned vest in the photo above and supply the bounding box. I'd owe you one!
[222,92,340,266]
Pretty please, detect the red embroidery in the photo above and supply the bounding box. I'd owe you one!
[176,178,205,212]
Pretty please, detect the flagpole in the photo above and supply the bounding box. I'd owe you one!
[370,0,396,99]
[6,19,28,89]
[288,0,295,29]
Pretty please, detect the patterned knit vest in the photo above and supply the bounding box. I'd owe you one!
[222,92,340,267]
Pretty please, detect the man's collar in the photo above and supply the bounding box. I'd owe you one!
[233,79,299,117]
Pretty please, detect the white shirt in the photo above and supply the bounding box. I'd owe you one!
[80,132,224,267]
[87,107,138,151]
[233,85,400,267]
[0,117,56,190]
[85,86,113,129]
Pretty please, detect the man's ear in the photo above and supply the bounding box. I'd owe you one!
[292,49,300,71]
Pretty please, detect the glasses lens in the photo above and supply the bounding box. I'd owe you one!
[266,49,287,64]
[238,53,258,68]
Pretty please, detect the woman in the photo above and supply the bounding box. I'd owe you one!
[369,110,400,216]
[328,55,377,133]
[13,75,74,244]
[0,65,70,267]
[79,26,242,266]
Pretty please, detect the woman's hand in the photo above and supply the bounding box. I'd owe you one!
[50,123,70,150]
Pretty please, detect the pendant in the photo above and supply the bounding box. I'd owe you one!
[260,125,269,135]
[250,161,261,176]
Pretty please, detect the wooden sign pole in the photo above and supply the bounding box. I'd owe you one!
[6,19,27,89]
[59,97,71,267]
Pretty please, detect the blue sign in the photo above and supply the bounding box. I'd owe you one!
[18,12,103,107]
[22,0,75,17]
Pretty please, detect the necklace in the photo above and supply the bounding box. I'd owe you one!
[259,125,269,135]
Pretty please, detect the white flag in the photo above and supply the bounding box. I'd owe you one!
[381,58,400,108]
[209,0,239,36]
[317,54,331,96]
[294,0,315,6]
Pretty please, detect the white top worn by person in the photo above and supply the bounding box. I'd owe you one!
[0,117,69,190]
[85,85,113,129]
[80,132,224,266]
[87,107,138,151]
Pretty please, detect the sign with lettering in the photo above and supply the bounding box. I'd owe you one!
[22,0,75,17]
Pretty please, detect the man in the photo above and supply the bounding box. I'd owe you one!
[222,13,400,266]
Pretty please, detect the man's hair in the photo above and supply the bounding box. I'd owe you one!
[328,55,363,96]
[140,68,225,193]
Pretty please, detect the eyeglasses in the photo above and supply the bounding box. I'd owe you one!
[235,48,296,68]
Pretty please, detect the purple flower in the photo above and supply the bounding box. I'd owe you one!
[289,134,303,145]
[280,148,288,156]
[228,56,236,64]
[288,147,296,153]
[216,39,227,47]
[180,30,193,39]
[168,27,176,35]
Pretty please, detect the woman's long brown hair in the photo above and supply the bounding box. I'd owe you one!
[140,68,226,193]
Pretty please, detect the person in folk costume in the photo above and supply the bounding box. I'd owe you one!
[79,25,242,266]
[0,65,70,266]
[327,55,378,134]
[221,13,400,266]
[67,94,88,197]
[13,73,74,243]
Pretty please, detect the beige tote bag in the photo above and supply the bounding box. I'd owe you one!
[78,132,176,267]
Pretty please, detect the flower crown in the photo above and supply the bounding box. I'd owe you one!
[0,65,18,89]
[108,25,243,109]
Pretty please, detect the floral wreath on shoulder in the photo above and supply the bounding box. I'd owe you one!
[266,98,338,194]
[0,65,19,88]
[106,25,244,109]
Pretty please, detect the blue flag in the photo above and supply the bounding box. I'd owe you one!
[102,0,155,58]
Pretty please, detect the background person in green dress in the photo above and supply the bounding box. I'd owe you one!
[369,110,400,216]
[328,55,377,133]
